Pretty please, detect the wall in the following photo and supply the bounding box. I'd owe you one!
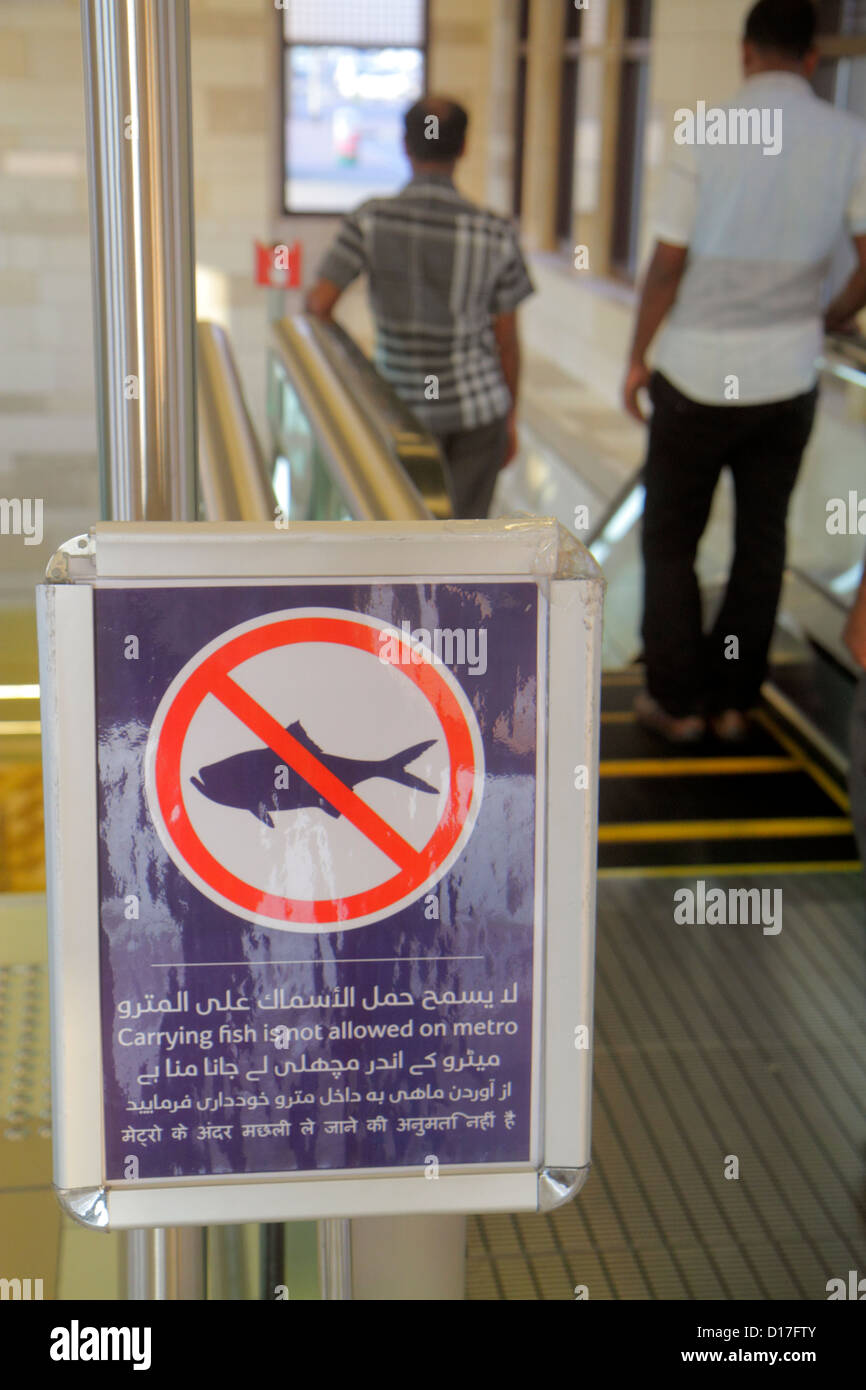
[0,0,97,604]
[0,0,278,610]
[0,0,759,611]
[427,0,513,212]
[0,0,509,606]
[521,0,752,406]
[190,0,274,440]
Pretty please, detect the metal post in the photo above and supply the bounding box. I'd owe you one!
[125,1229,207,1301]
[318,1219,352,1300]
[258,1224,286,1301]
[81,0,198,521]
[81,0,200,1298]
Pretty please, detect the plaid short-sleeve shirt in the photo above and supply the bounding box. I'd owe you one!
[316,172,535,434]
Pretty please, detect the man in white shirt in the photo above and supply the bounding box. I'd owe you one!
[624,0,866,743]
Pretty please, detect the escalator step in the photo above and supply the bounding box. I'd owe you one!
[596,671,856,871]
[599,770,839,825]
[598,834,859,872]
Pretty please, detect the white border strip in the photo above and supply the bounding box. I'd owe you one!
[37,584,104,1191]
[90,522,565,580]
[106,1171,538,1228]
[543,576,601,1169]
[40,527,601,1224]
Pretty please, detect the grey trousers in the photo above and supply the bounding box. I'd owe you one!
[849,672,866,868]
[432,415,509,520]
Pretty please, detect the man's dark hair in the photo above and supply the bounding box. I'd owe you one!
[404,97,468,162]
[744,0,817,60]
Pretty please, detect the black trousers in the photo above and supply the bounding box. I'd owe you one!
[641,371,818,717]
[433,415,509,519]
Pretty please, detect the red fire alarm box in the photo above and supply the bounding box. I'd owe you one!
[254,240,301,289]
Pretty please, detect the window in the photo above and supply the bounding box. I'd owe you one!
[814,0,866,116]
[624,0,653,40]
[512,0,531,219]
[609,2,652,280]
[554,0,652,280]
[555,3,580,241]
[281,0,427,215]
[816,0,866,35]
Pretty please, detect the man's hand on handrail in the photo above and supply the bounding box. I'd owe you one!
[304,278,342,321]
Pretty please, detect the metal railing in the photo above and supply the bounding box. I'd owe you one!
[269,315,453,523]
[197,321,278,522]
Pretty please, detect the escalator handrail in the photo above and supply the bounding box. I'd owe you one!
[197,320,278,523]
[272,315,450,521]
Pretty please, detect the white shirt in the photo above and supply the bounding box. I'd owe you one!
[652,72,866,405]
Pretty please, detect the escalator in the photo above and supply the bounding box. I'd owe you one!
[503,332,866,877]
[598,668,857,876]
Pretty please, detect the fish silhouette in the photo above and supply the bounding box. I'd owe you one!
[190,720,437,827]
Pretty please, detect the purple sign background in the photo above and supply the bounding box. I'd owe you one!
[94,582,539,1180]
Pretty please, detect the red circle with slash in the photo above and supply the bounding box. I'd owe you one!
[146,610,482,929]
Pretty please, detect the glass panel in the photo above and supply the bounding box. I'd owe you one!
[565,0,581,40]
[816,0,866,35]
[268,359,353,523]
[283,45,424,213]
[513,55,527,218]
[812,54,866,113]
[573,52,605,217]
[788,363,866,596]
[624,0,652,40]
[812,55,840,102]
[556,57,578,240]
[836,54,866,114]
[283,0,425,46]
[610,58,649,277]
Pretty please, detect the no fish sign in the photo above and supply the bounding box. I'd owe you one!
[39,522,600,1226]
[144,608,485,930]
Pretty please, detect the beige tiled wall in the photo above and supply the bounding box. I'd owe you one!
[190,0,275,448]
[428,0,503,209]
[0,0,278,610]
[0,0,95,605]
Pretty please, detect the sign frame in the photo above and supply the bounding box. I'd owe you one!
[37,519,603,1229]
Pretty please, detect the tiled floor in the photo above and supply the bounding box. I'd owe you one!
[467,871,866,1300]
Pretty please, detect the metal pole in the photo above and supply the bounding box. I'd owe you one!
[318,1218,352,1300]
[81,0,201,1299]
[258,1224,286,1301]
[81,0,198,521]
[125,1228,208,1301]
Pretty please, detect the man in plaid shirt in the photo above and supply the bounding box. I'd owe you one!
[305,96,534,518]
